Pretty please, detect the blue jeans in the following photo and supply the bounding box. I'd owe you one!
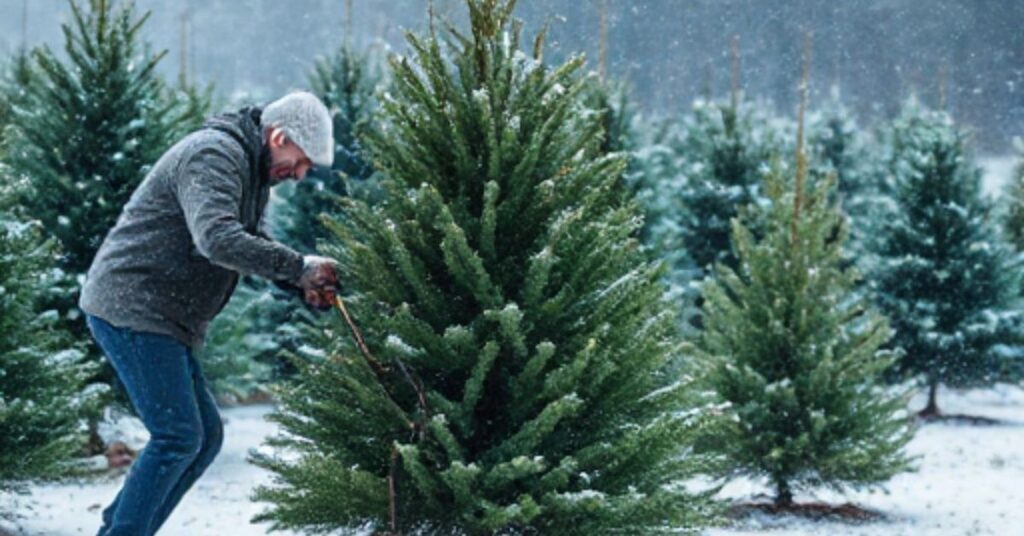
[86,314,224,536]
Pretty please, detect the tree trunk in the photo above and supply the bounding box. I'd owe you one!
[81,416,107,457]
[919,380,940,418]
[774,479,794,509]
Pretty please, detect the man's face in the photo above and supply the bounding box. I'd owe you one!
[266,128,314,185]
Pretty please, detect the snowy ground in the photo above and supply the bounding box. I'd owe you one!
[0,404,302,536]
[2,385,1024,535]
[708,384,1024,536]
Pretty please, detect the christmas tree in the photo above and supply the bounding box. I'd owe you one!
[871,98,1023,417]
[249,1,717,533]
[674,96,789,276]
[690,73,913,508]
[635,95,788,334]
[1001,137,1024,253]
[806,88,887,259]
[0,178,104,506]
[0,0,211,452]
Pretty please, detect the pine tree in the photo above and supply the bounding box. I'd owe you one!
[636,96,788,334]
[0,0,211,455]
[0,178,104,506]
[1001,137,1024,253]
[690,90,913,508]
[871,98,1023,417]
[806,89,890,276]
[675,97,789,276]
[249,1,717,533]
[3,0,208,279]
[0,51,33,153]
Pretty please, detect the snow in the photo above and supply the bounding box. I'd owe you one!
[979,155,1017,198]
[385,334,417,355]
[3,387,1024,535]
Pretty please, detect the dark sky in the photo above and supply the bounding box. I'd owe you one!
[2,0,1021,152]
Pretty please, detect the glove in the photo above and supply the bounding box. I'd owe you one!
[296,255,338,291]
[304,287,335,310]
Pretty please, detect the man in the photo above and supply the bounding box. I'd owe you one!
[79,91,340,536]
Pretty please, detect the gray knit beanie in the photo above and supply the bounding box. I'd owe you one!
[262,91,334,168]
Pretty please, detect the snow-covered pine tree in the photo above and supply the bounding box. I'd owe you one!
[1001,137,1024,253]
[0,52,34,151]
[636,96,787,333]
[807,87,887,259]
[0,179,104,505]
[675,96,788,276]
[690,78,913,509]
[0,0,211,454]
[871,98,1023,417]
[248,1,717,533]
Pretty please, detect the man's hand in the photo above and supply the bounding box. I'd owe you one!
[296,255,339,311]
[297,255,338,290]
[304,287,335,310]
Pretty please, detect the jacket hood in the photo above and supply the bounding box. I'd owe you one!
[202,106,269,185]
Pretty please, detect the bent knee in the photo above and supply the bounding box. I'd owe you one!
[150,424,205,459]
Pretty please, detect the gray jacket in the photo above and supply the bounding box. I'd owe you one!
[79,107,305,349]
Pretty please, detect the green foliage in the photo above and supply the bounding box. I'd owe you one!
[249,1,718,533]
[0,52,35,152]
[870,98,1024,408]
[0,183,105,506]
[1001,137,1024,253]
[672,97,789,276]
[806,89,888,261]
[691,160,914,506]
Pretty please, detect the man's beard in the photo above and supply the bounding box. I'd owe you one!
[261,143,296,185]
